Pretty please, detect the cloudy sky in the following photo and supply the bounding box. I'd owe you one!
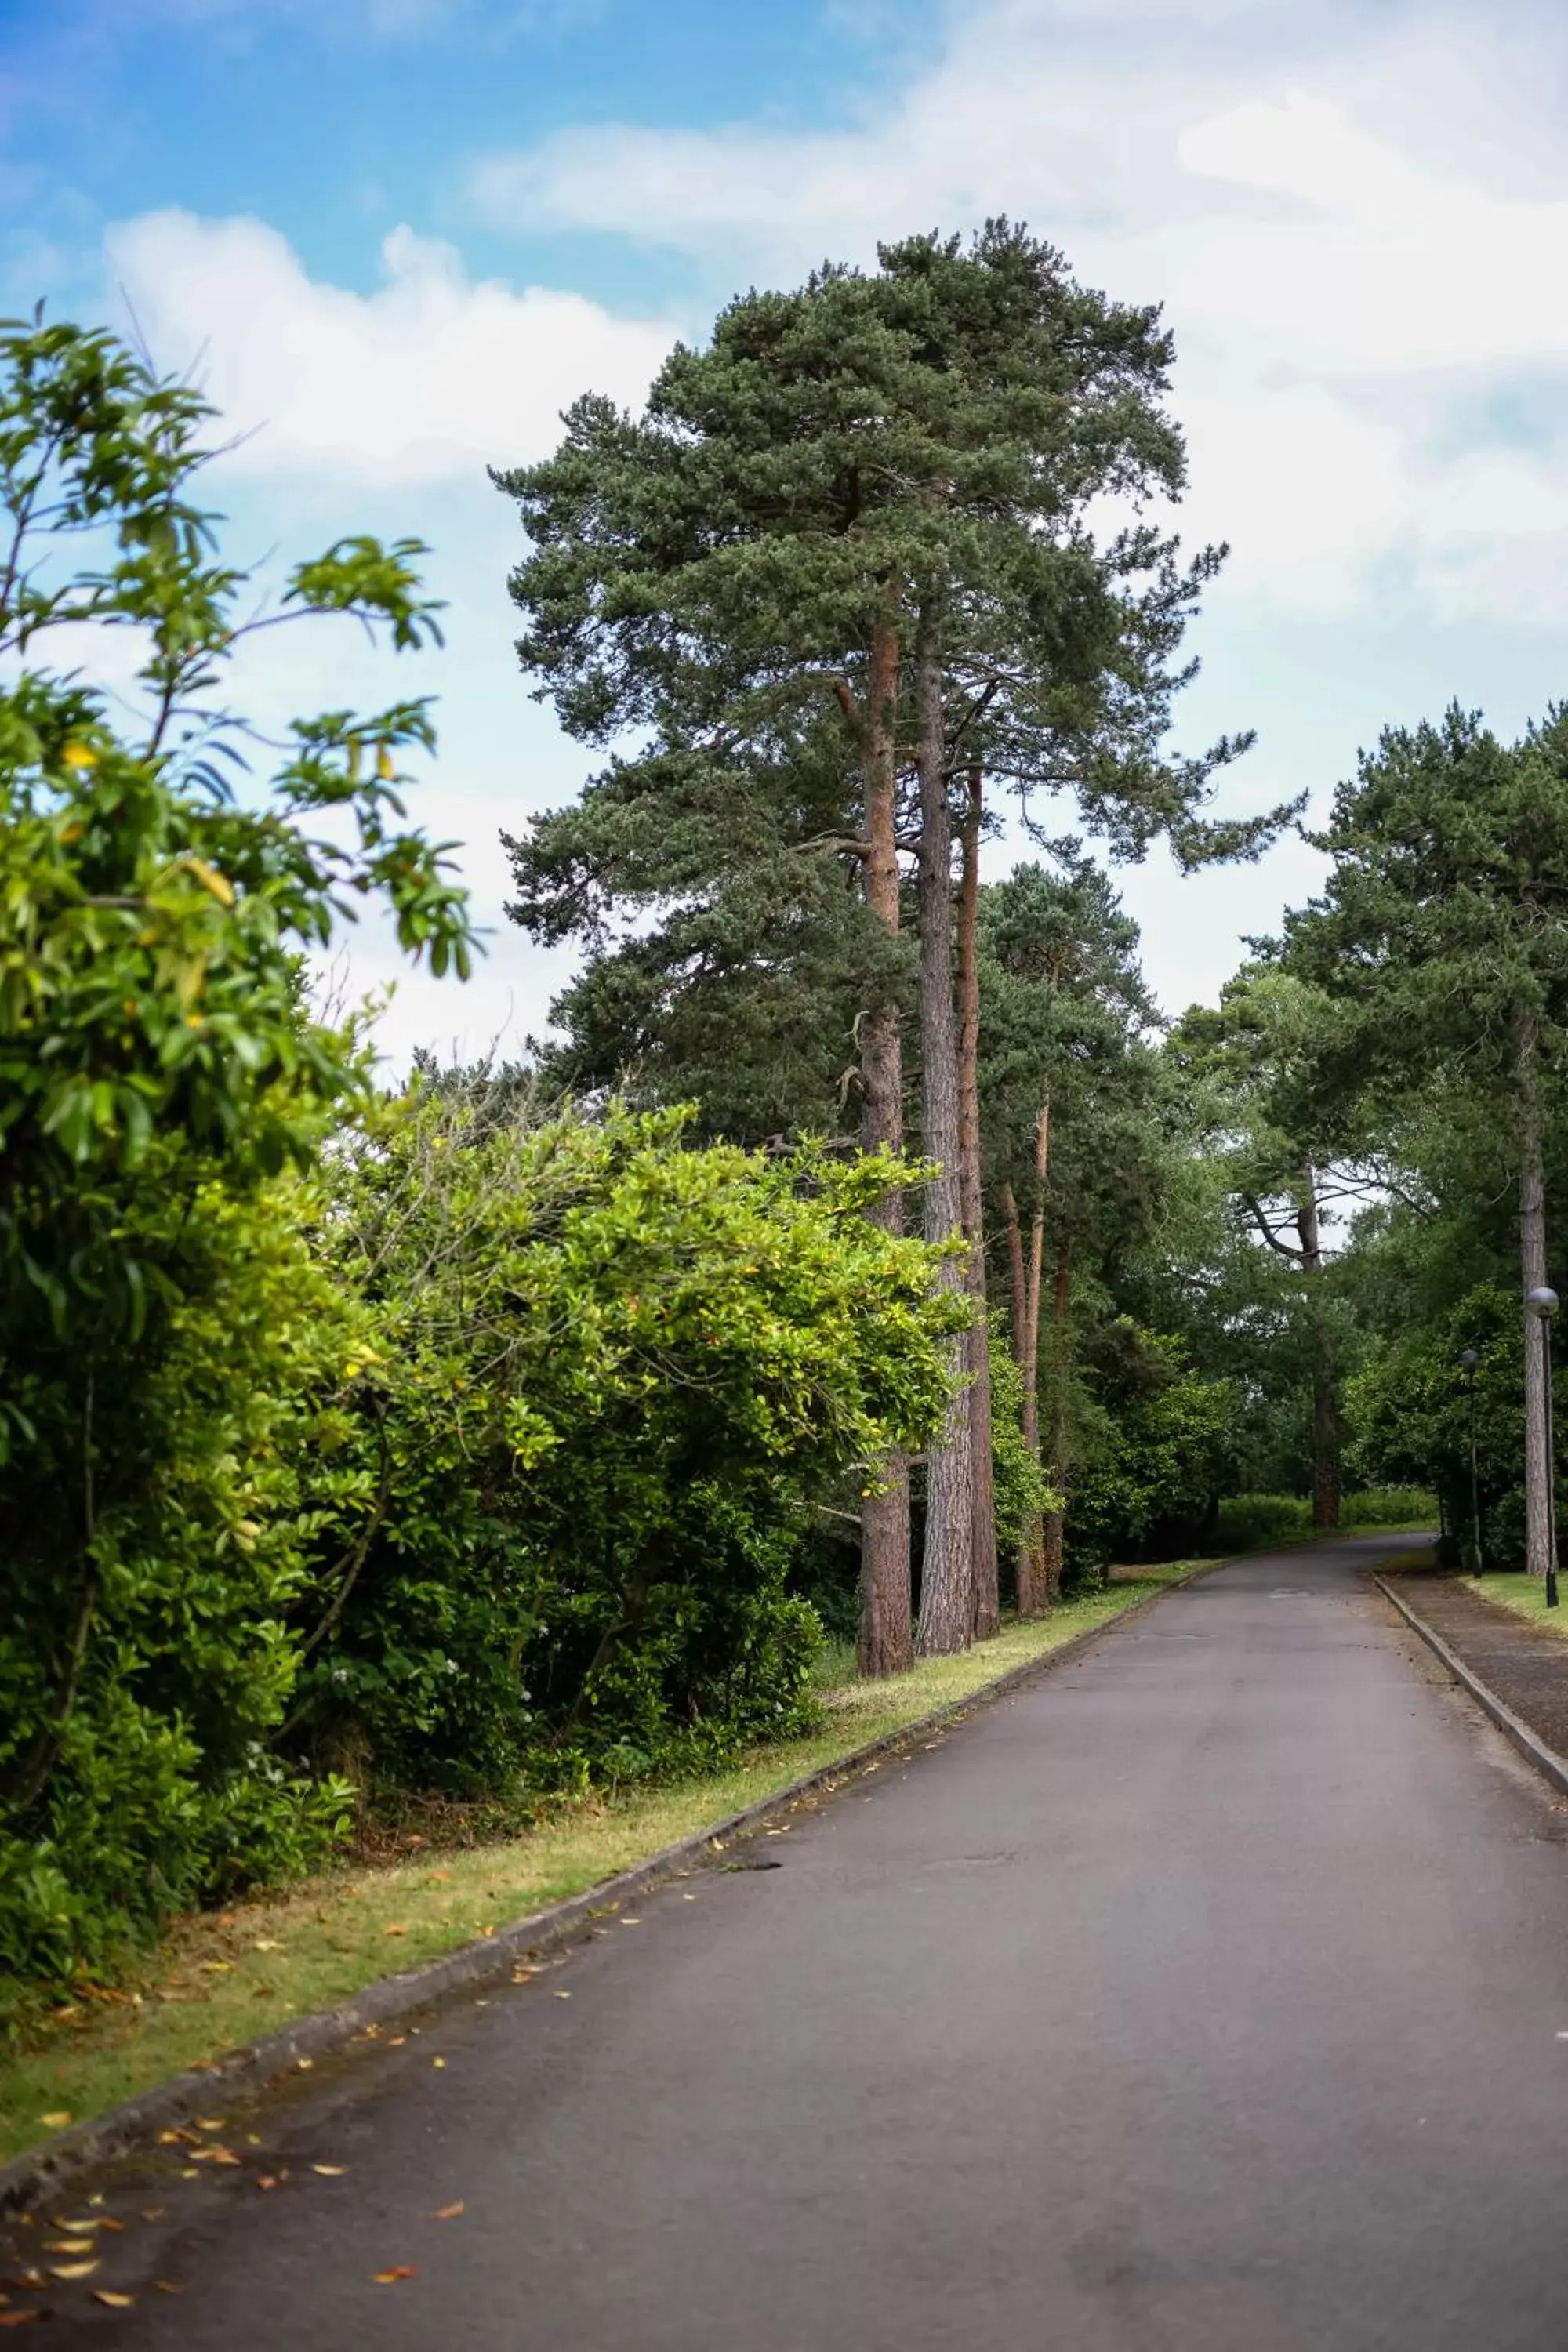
[6,0,1568,1063]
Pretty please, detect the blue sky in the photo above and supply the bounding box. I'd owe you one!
[5,0,1568,1063]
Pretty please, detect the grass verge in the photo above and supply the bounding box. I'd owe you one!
[1461,1571,1568,1635]
[0,1566,1202,2165]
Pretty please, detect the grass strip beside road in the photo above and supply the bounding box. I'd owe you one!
[0,1567,1201,2165]
[1461,1571,1568,1633]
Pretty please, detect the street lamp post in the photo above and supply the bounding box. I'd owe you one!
[1526,1287,1559,1608]
[1458,1348,1483,1575]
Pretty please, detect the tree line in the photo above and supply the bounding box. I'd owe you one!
[6,220,1523,2018]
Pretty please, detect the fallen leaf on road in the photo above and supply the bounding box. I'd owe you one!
[311,2165,347,2176]
[188,2147,241,2166]
[49,2261,98,2279]
[140,2210,165,2224]
[295,2058,313,2071]
[431,2056,445,2069]
[194,2118,226,2129]
[372,2267,417,2285]
[92,2292,136,2309]
[45,2241,96,2256]
[432,2202,464,2220]
[256,2177,278,2191]
[620,1918,641,1926]
[0,2311,40,2328]
[553,1990,571,2000]
[155,2281,182,2294]
[386,2035,407,2047]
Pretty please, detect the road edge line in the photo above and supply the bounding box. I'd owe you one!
[1371,1572,1568,1800]
[0,1563,1230,2211]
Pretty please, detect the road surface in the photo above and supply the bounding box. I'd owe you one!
[50,1537,1568,2347]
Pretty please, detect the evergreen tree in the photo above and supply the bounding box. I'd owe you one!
[497,221,1280,1664]
[1283,706,1568,1578]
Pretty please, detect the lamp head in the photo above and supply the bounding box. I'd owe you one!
[1527,1286,1560,1320]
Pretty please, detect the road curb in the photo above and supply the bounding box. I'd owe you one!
[1371,1573,1568,1801]
[0,1561,1225,2213]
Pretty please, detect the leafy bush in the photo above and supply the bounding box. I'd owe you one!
[285,1083,964,1794]
[1345,1283,1526,1565]
[1062,1323,1240,1578]
[1202,1494,1311,1552]
[1341,1487,1436,1529]
[0,313,474,2005]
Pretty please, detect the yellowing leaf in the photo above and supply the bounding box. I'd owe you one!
[92,2292,136,2309]
[38,2112,71,2130]
[44,2241,96,2256]
[48,2262,98,2280]
[373,2266,417,2285]
[310,2165,347,2177]
[432,2201,464,2220]
[430,2056,445,2070]
[376,745,395,782]
[61,742,97,771]
[184,857,234,908]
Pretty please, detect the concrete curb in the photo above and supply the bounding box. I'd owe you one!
[1371,1573,1568,1802]
[0,1562,1225,2213]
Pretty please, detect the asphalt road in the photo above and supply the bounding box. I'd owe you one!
[51,1537,1568,2348]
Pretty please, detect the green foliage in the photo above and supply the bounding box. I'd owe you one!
[499,224,1283,1134]
[0,312,475,2005]
[1345,1282,1531,1565]
[987,1315,1055,1566]
[1059,1324,1240,1578]
[290,1084,966,1792]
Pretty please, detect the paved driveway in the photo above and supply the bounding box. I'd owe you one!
[50,1537,1568,2348]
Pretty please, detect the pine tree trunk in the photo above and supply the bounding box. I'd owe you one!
[856,604,913,1675]
[913,607,975,1657]
[1519,1016,1555,1581]
[957,765,998,1638]
[1014,1103,1051,1616]
[1297,1165,1341,1530]
[1040,1236,1073,1605]
[1003,1183,1028,1371]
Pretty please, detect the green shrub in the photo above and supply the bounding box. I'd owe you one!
[0,311,474,2006]
[286,1083,962,1797]
[1340,1487,1438,1529]
[1202,1494,1312,1553]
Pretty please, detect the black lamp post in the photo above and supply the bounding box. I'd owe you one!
[1458,1348,1483,1574]
[1526,1287,1559,1608]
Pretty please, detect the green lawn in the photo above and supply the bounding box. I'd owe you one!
[1462,1571,1568,1635]
[0,1567,1202,2166]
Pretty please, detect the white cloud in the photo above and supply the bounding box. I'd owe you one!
[78,211,684,1067]
[466,0,1568,630]
[105,210,676,490]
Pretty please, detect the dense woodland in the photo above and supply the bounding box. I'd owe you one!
[4,228,1553,2013]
